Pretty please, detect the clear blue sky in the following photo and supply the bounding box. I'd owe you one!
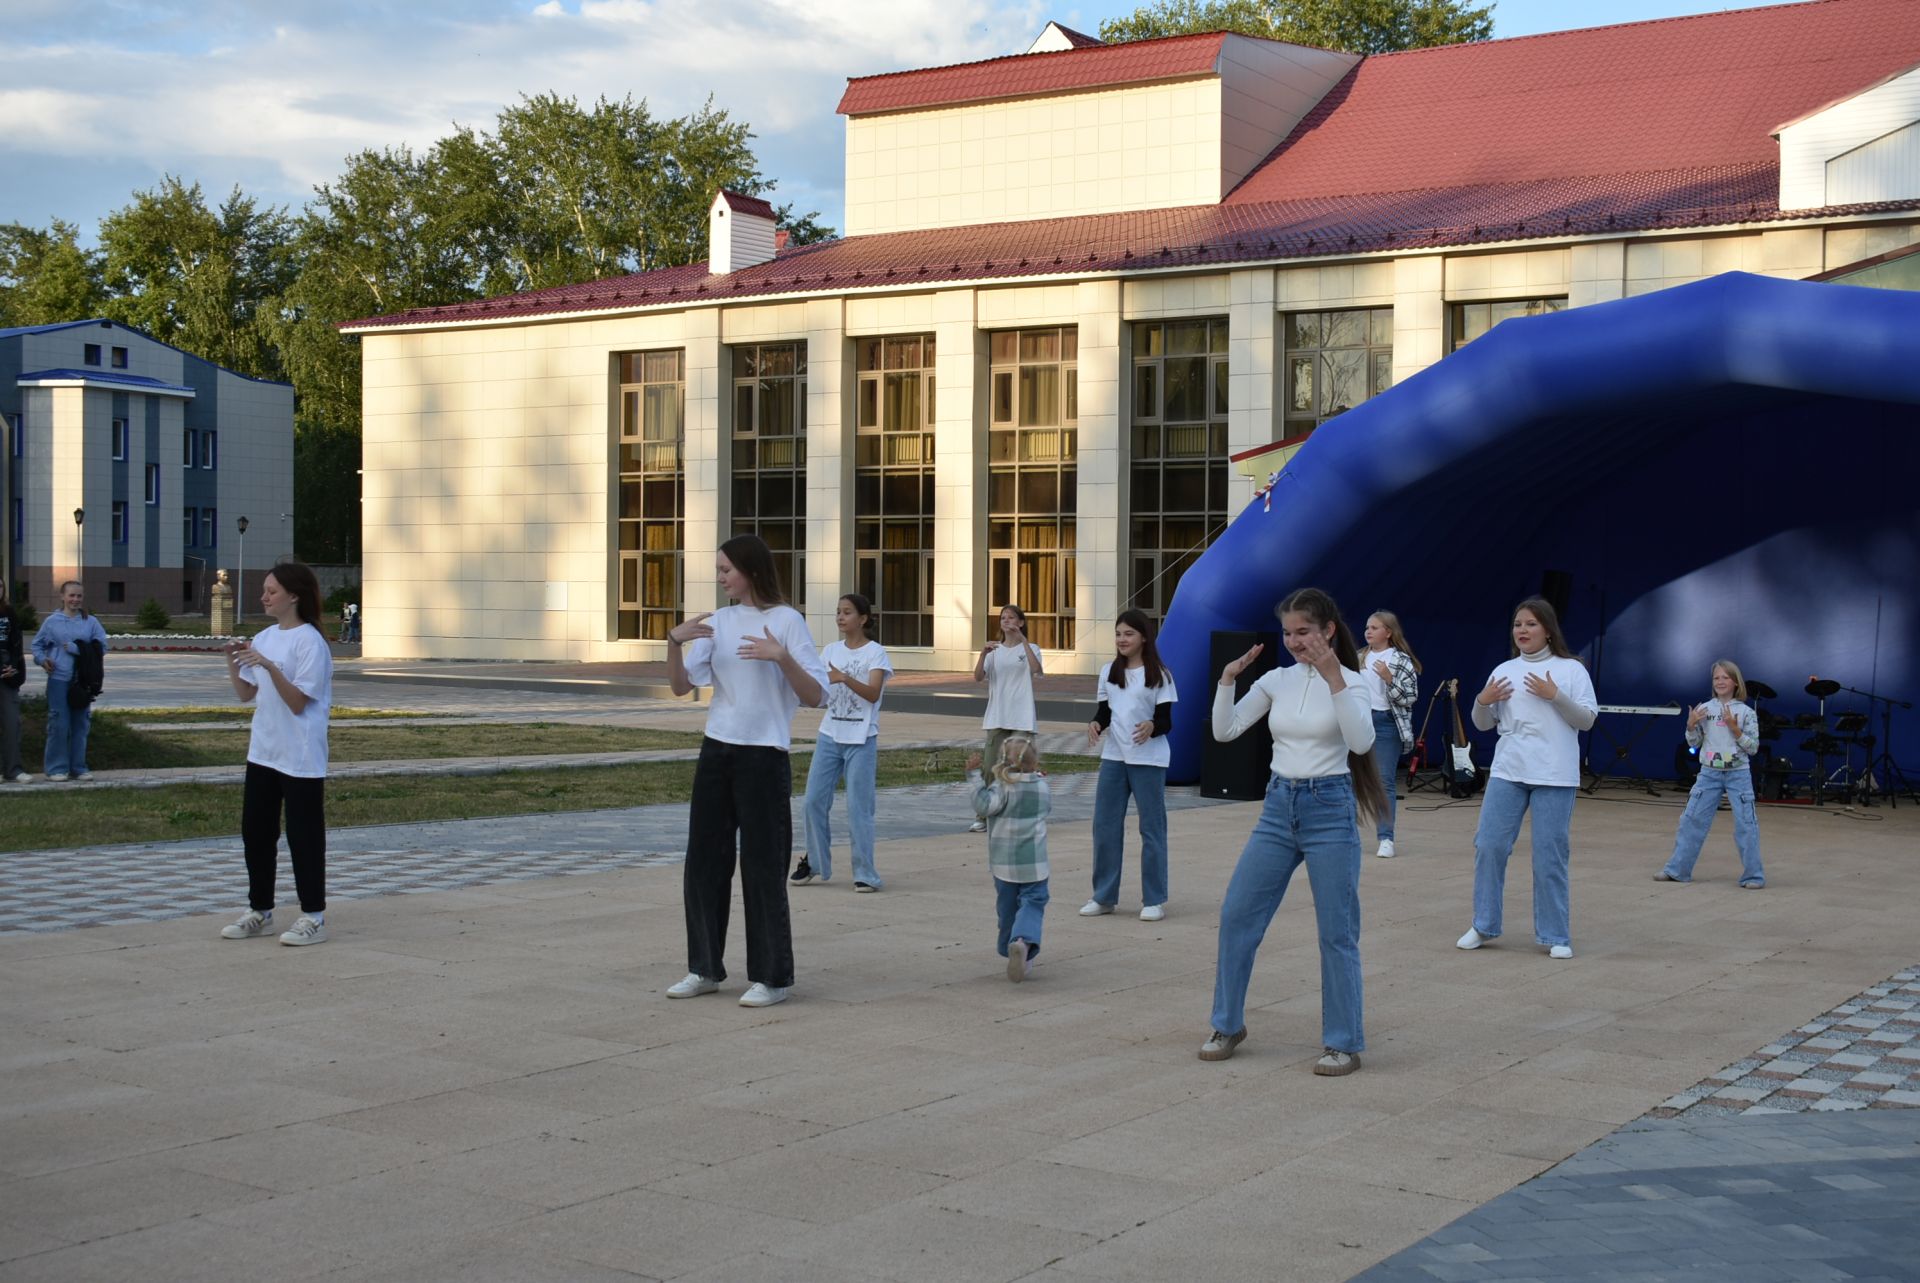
[0,0,1780,242]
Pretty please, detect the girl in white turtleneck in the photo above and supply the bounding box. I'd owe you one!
[1455,597,1597,960]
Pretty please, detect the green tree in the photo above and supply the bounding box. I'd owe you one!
[0,220,106,326]
[1099,0,1495,52]
[97,178,295,379]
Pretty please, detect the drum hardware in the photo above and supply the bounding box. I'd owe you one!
[1745,680,1778,701]
[1792,712,1825,731]
[1822,678,1917,808]
[1583,704,1683,796]
[1805,677,1841,700]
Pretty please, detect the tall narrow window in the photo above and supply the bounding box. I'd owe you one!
[144,463,160,505]
[1283,308,1394,439]
[184,428,197,465]
[184,506,198,547]
[7,412,20,457]
[615,349,685,641]
[1130,318,1230,621]
[1449,297,1566,351]
[112,501,129,543]
[111,418,128,461]
[854,334,935,647]
[202,430,217,470]
[730,342,807,608]
[987,326,1077,650]
[203,507,217,547]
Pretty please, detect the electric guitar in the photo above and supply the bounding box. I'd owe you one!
[1443,678,1484,798]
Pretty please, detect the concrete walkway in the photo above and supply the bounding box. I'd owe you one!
[3,766,1916,1280]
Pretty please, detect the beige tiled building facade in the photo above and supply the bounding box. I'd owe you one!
[345,4,1920,673]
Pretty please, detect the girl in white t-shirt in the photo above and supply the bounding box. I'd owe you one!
[217,562,336,948]
[970,604,1043,832]
[793,593,894,892]
[665,535,828,1009]
[1456,597,1597,961]
[1083,609,1178,921]
[1359,611,1421,858]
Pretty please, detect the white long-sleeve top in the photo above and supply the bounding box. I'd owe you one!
[1469,648,1597,787]
[1212,662,1375,780]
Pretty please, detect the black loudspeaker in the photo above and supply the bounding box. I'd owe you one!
[1539,569,1573,623]
[1200,629,1281,801]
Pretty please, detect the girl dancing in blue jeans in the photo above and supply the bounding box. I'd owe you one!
[1202,587,1384,1077]
[1657,659,1765,889]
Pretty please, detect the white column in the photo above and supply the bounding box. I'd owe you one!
[1072,278,1122,671]
[1225,266,1280,521]
[802,297,848,637]
[682,310,723,617]
[931,288,980,668]
[1392,254,1445,387]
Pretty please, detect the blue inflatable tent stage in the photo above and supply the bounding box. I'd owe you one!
[1159,272,1920,796]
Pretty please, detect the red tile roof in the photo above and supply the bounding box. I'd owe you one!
[342,0,1920,332]
[837,31,1227,116]
[1227,0,1920,204]
[717,190,777,219]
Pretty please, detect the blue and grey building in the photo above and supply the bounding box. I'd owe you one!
[1,319,293,613]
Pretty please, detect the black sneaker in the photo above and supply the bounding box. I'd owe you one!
[790,859,815,885]
[854,881,877,894]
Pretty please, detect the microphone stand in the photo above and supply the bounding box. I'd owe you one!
[1837,682,1916,808]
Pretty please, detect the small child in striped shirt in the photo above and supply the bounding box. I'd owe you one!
[967,735,1052,983]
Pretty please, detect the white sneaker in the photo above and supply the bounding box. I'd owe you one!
[220,909,272,939]
[44,772,69,782]
[1376,839,1396,858]
[278,915,328,946]
[968,820,987,833]
[1549,944,1574,960]
[1078,900,1113,917]
[1006,939,1030,983]
[1139,904,1166,923]
[739,982,789,1008]
[1456,927,1487,950]
[666,973,719,999]
[4,772,35,784]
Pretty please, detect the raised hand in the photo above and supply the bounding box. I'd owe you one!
[1478,676,1514,706]
[1687,702,1711,729]
[828,664,847,686]
[1295,630,1340,678]
[1371,658,1392,682]
[669,612,714,646]
[738,626,787,663]
[1718,703,1742,730]
[1523,671,1560,701]
[1220,643,1264,685]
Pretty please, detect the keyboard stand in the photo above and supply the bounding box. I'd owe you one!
[1583,704,1683,797]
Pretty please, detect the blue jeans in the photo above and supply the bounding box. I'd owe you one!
[1471,776,1576,947]
[1091,758,1169,907]
[44,679,93,777]
[995,877,1049,958]
[1663,766,1764,886]
[802,735,880,887]
[1210,774,1364,1053]
[1370,709,1401,840]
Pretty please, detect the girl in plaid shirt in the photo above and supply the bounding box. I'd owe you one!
[967,735,1051,982]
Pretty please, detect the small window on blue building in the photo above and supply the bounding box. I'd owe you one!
[204,507,217,548]
[145,463,160,505]
[202,430,217,470]
[7,413,19,458]
[112,418,129,461]
[84,343,102,366]
[184,506,198,547]
[112,501,129,544]
[184,428,197,465]
[111,347,128,369]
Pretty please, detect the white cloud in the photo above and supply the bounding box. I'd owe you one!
[0,0,1060,231]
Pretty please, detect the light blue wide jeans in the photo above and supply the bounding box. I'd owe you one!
[1471,776,1576,947]
[1662,766,1765,887]
[802,734,880,887]
[1090,758,1170,908]
[1210,773,1364,1053]
[1370,709,1401,841]
[995,877,1049,958]
[44,678,93,777]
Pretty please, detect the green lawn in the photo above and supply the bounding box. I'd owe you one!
[0,749,1102,851]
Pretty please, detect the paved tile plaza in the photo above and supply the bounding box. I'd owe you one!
[3,657,1918,1280]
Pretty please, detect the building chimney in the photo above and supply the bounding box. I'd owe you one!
[774,229,791,251]
[709,190,779,274]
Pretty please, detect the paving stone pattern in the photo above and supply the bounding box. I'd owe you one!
[0,770,1222,933]
[1653,967,1920,1117]
[1351,970,1920,1283]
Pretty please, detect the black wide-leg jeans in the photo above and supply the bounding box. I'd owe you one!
[243,762,327,914]
[684,737,795,988]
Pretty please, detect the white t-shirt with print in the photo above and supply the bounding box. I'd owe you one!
[683,604,827,750]
[981,641,1041,732]
[1479,653,1597,788]
[238,622,333,778]
[819,639,894,745]
[1095,665,1179,769]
